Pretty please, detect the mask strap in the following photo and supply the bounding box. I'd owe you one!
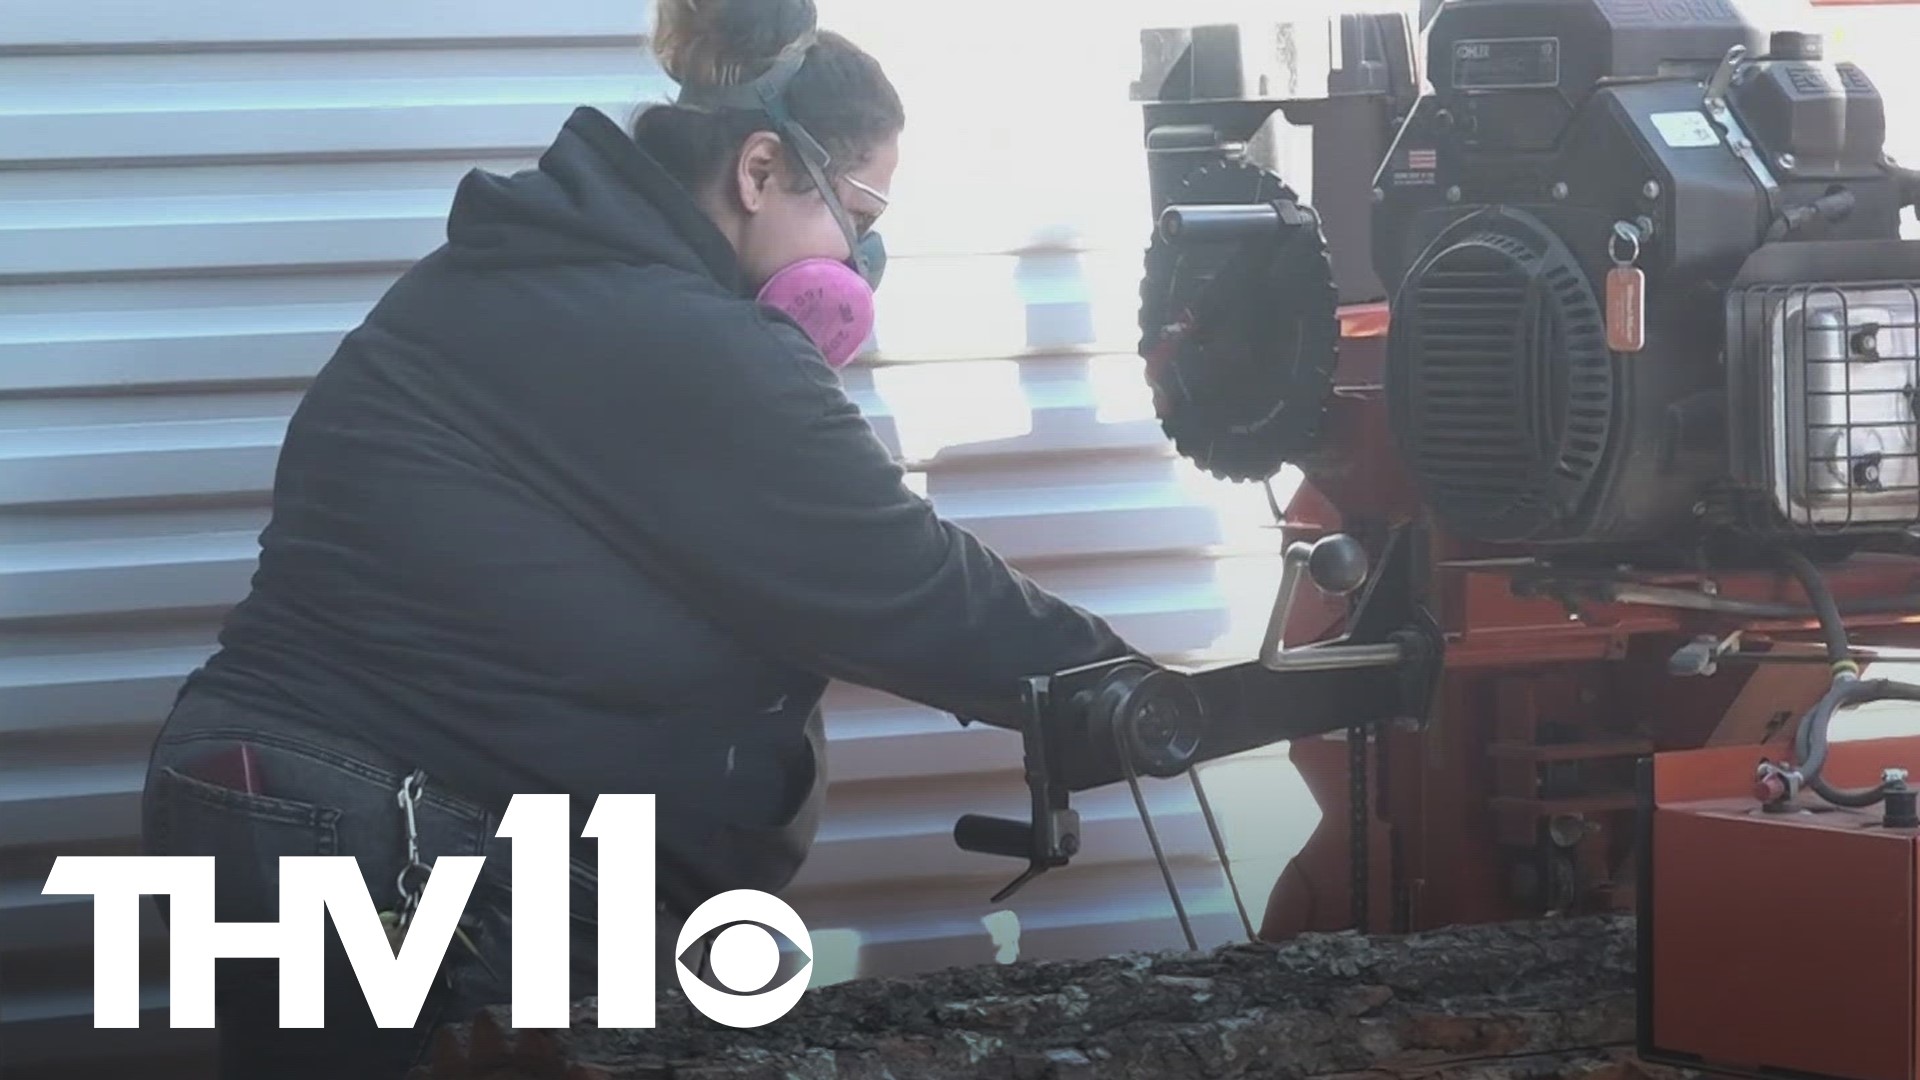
[674,45,871,281]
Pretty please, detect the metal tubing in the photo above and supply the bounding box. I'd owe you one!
[1263,642,1406,672]
[1257,541,1314,666]
[1603,583,1920,619]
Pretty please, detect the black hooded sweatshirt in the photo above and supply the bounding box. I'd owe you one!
[180,106,1135,909]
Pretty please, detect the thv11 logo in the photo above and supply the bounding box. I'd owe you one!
[41,793,813,1030]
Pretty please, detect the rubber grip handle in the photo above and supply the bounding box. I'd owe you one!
[953,814,1033,860]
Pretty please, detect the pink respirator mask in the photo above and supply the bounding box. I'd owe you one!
[757,257,877,370]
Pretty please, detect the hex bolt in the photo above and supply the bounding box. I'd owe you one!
[1642,179,1662,199]
[1550,181,1569,200]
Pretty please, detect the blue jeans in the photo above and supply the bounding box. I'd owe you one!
[140,690,694,1080]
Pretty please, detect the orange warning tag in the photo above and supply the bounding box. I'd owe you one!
[1606,266,1645,353]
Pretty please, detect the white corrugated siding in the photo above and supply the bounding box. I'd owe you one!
[0,1,1313,1074]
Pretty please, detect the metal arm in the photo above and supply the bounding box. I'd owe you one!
[1260,533,1412,673]
[952,525,1444,906]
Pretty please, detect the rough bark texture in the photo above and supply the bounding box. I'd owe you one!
[410,915,1690,1080]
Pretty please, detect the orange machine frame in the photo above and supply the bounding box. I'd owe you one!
[1258,305,1920,945]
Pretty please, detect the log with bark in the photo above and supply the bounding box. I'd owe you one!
[408,914,1691,1080]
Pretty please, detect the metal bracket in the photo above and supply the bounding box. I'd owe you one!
[1703,46,1782,221]
[951,676,1082,904]
[1669,630,1744,677]
[1260,534,1411,673]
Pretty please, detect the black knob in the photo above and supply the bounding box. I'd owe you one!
[1885,787,1919,829]
[1769,31,1822,61]
[1086,664,1207,778]
[1308,533,1370,596]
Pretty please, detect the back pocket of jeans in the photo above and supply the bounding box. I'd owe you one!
[148,765,344,924]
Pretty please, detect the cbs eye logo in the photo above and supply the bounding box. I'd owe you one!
[676,889,814,1027]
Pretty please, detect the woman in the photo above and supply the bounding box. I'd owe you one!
[138,1,1138,1076]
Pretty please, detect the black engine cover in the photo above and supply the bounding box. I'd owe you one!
[1372,0,1905,549]
[1386,207,1614,542]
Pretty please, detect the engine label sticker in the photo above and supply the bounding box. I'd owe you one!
[1451,38,1560,90]
[1649,110,1722,149]
[1389,145,1438,187]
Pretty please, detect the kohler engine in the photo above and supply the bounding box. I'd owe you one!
[1381,0,1918,549]
[1137,0,1920,557]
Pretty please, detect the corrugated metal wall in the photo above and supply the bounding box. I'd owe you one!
[0,1,1305,1074]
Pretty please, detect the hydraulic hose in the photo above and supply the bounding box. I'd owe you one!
[1770,544,1920,809]
[1793,677,1920,806]
[1774,546,1851,669]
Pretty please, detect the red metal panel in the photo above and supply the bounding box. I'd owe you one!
[1649,737,1920,1080]
[1652,805,1913,1080]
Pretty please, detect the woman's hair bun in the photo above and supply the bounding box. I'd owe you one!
[652,0,820,88]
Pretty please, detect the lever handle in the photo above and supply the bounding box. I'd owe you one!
[953,814,1034,860]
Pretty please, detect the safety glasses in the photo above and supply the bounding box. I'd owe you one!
[674,43,888,289]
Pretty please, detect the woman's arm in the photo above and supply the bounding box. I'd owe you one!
[549,294,1140,727]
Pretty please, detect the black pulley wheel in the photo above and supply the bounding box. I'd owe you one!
[1138,160,1342,483]
[1084,663,1207,779]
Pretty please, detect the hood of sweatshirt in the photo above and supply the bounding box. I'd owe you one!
[441,106,746,294]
